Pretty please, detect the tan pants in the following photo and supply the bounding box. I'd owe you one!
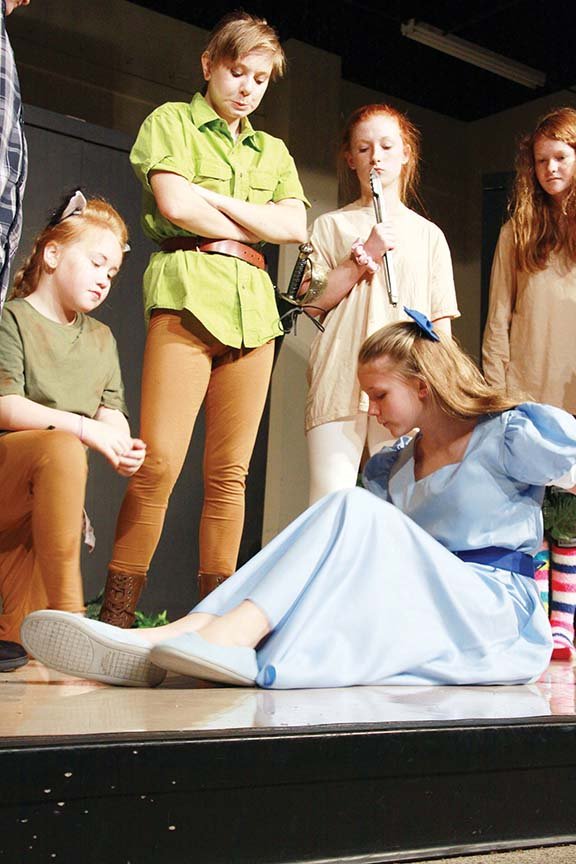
[109,311,274,581]
[0,430,87,643]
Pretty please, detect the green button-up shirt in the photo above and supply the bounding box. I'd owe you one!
[130,93,309,347]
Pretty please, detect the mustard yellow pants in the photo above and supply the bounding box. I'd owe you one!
[0,430,87,643]
[109,311,274,582]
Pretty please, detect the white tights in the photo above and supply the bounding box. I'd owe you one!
[306,415,393,505]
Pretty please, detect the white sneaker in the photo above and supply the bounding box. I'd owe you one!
[21,611,166,687]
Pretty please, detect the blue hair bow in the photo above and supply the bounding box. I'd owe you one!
[403,307,440,342]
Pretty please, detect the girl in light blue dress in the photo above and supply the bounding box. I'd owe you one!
[22,312,575,689]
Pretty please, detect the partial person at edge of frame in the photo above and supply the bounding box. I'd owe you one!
[97,11,309,628]
[0,0,31,317]
[298,103,459,504]
[23,310,574,691]
[0,192,144,672]
[482,106,576,661]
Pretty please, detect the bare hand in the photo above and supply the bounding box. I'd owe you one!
[364,221,396,259]
[81,418,137,470]
[115,438,147,477]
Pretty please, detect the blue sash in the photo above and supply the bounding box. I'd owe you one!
[454,546,536,578]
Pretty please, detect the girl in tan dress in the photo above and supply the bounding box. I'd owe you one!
[482,106,576,661]
[302,104,459,503]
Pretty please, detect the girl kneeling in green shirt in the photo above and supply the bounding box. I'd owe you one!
[0,193,145,670]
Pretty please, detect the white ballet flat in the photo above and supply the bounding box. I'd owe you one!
[150,632,258,686]
[21,610,166,688]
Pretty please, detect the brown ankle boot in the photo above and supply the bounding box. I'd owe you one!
[99,569,146,628]
[197,572,228,601]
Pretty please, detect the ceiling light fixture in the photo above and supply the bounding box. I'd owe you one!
[401,19,546,90]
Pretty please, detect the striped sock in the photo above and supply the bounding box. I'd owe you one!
[550,543,576,661]
[534,538,550,614]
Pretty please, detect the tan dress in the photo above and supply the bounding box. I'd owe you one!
[305,201,459,432]
[482,221,576,413]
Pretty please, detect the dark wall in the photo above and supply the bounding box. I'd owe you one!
[480,171,514,344]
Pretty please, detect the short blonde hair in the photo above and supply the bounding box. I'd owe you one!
[203,11,286,81]
[359,321,524,420]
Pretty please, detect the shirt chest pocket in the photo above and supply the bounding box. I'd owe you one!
[193,158,232,194]
[248,169,277,204]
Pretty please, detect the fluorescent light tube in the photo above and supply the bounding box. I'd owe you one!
[401,19,546,89]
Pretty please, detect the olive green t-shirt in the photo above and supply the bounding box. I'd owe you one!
[0,298,128,421]
[130,92,309,348]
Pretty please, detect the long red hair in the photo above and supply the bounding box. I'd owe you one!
[338,103,421,206]
[510,106,576,272]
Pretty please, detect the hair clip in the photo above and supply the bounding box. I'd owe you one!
[48,190,88,226]
[404,307,440,342]
[50,190,130,254]
[60,190,87,221]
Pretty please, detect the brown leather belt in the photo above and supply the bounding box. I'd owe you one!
[160,237,266,270]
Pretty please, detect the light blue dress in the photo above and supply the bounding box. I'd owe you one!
[195,404,576,689]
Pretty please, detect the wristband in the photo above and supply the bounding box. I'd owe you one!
[350,239,379,274]
[78,415,85,443]
[300,266,328,305]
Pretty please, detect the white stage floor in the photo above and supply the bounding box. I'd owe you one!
[1,660,574,739]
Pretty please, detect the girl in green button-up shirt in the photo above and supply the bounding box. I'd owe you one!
[98,11,308,625]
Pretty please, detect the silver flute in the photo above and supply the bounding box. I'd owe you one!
[369,168,398,307]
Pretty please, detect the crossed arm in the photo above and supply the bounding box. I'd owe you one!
[150,171,307,245]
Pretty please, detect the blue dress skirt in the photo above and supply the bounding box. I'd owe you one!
[194,404,576,689]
